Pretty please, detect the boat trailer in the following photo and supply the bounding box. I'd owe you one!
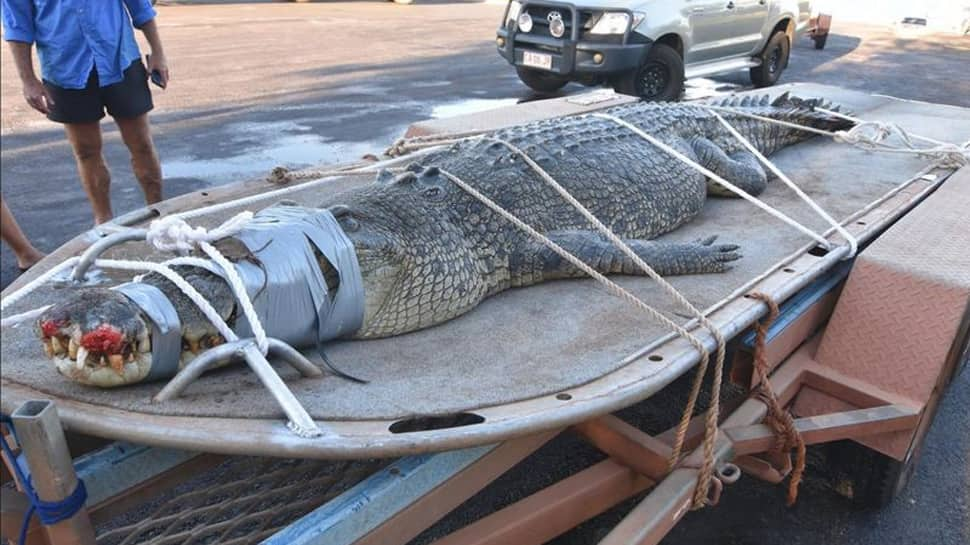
[1,86,968,545]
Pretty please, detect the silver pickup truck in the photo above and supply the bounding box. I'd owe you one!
[496,0,828,100]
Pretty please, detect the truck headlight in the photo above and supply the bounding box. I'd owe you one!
[517,11,534,33]
[589,12,645,34]
[506,1,522,28]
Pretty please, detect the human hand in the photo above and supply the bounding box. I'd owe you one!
[146,53,169,88]
[22,78,54,114]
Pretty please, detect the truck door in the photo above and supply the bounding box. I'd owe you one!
[686,0,770,62]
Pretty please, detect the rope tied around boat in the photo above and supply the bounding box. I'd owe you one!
[747,292,806,506]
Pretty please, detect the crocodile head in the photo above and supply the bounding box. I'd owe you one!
[329,164,484,338]
[38,288,155,386]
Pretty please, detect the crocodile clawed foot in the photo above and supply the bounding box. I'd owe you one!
[683,235,742,273]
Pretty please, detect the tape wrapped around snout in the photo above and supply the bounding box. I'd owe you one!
[114,282,183,381]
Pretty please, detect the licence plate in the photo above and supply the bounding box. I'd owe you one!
[522,51,553,70]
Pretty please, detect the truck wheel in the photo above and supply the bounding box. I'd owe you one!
[750,31,790,88]
[516,67,569,94]
[812,33,828,50]
[614,43,684,101]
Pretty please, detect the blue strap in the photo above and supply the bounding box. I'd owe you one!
[0,414,88,545]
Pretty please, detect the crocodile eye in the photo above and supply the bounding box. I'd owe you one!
[338,216,360,232]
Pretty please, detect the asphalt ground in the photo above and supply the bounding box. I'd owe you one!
[1,2,968,543]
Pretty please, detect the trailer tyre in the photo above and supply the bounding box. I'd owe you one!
[750,31,790,88]
[614,43,684,101]
[829,439,924,508]
[516,67,569,94]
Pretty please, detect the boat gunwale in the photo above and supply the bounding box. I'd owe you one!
[0,161,952,459]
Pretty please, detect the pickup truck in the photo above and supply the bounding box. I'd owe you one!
[496,0,826,100]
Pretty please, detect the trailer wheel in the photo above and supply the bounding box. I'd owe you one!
[828,438,924,508]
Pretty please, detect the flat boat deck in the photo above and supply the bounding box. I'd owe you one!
[2,84,968,458]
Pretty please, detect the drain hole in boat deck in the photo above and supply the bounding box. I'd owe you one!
[808,245,830,257]
[856,220,867,225]
[648,354,664,362]
[556,393,572,401]
[783,267,796,273]
[389,413,485,433]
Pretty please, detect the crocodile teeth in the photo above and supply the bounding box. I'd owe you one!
[50,336,64,355]
[108,354,124,374]
[43,339,53,358]
[76,347,89,370]
[139,337,151,354]
[69,338,79,359]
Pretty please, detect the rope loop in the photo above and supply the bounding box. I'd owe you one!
[145,212,269,354]
[747,292,806,506]
[147,211,253,254]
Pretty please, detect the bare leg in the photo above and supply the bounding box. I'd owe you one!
[65,122,113,224]
[115,114,163,205]
[1,198,45,269]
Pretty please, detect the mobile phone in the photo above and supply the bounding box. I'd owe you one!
[145,54,166,89]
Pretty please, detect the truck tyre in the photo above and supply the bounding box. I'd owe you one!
[750,31,790,88]
[614,43,684,101]
[812,32,828,50]
[516,67,569,94]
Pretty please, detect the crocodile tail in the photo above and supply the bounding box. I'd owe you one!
[708,92,855,155]
[768,92,856,133]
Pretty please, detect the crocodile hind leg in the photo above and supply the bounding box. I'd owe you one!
[509,230,741,288]
[689,137,768,197]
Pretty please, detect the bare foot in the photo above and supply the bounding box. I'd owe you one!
[16,248,45,271]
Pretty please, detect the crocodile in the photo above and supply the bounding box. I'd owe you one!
[36,93,853,387]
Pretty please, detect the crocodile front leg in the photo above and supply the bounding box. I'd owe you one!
[508,231,741,288]
[690,137,768,197]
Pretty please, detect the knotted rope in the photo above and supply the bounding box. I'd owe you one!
[146,212,268,354]
[747,292,806,506]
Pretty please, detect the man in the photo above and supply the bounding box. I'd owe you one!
[3,0,169,224]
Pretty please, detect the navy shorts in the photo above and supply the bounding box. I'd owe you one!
[44,60,154,124]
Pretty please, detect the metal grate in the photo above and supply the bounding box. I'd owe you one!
[96,457,385,545]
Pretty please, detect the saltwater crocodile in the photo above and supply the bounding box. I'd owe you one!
[37,94,852,386]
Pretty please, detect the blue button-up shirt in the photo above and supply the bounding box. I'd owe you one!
[2,0,156,89]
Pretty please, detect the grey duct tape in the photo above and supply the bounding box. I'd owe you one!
[225,205,365,347]
[115,282,183,381]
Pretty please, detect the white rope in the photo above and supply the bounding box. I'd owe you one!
[592,113,834,249]
[445,136,735,507]
[147,212,253,253]
[146,212,268,354]
[94,258,238,343]
[0,257,80,313]
[705,110,860,257]
[704,104,969,168]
